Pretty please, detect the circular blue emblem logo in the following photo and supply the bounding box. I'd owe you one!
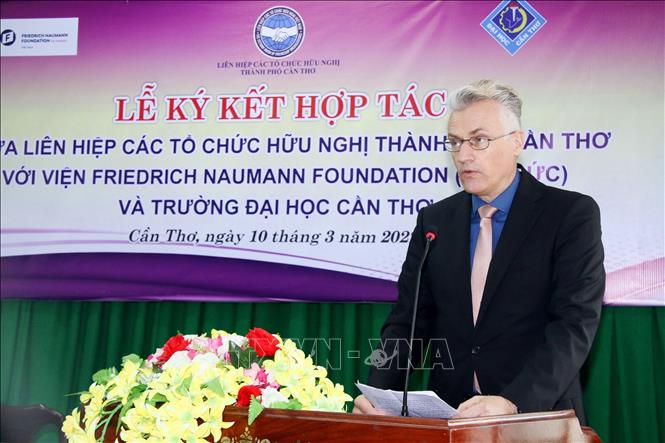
[254,6,305,58]
[1,29,16,46]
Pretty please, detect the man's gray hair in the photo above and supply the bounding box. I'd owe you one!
[449,79,522,129]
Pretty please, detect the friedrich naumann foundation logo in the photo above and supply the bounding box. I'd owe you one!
[1,29,16,46]
[254,6,305,58]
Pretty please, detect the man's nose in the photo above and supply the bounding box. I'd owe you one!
[455,141,475,161]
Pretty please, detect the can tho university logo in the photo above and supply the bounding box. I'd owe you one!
[481,0,547,55]
[254,6,305,58]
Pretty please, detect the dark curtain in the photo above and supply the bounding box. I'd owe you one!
[1,300,662,443]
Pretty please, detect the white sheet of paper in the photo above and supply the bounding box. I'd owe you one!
[356,381,458,419]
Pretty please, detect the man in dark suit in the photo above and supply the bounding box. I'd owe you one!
[353,80,605,423]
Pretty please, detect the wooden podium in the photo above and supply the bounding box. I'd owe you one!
[220,406,601,443]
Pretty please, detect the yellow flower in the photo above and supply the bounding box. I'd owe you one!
[313,378,353,411]
[210,329,226,339]
[194,404,233,441]
[121,392,158,436]
[216,366,252,398]
[107,359,141,404]
[155,397,198,431]
[64,329,354,441]
[120,427,152,442]
[148,364,193,402]
[62,407,101,443]
[77,383,108,428]
[264,342,327,389]
[62,408,86,440]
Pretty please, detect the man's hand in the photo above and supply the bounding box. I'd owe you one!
[455,395,518,418]
[352,395,389,415]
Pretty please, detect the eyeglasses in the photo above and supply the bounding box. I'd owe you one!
[444,131,517,152]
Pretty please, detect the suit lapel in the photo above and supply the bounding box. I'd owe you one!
[475,169,544,327]
[444,193,475,334]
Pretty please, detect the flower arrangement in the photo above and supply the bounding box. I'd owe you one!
[62,327,352,442]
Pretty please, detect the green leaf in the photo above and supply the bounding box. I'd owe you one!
[203,377,224,397]
[247,396,265,426]
[122,353,143,366]
[118,387,145,426]
[176,375,193,396]
[268,401,288,409]
[228,342,241,367]
[227,341,267,368]
[96,403,122,443]
[270,399,302,410]
[92,367,117,385]
[148,393,167,406]
[239,348,259,368]
[119,402,133,425]
[125,384,147,405]
[228,342,246,367]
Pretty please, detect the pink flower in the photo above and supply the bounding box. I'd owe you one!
[208,336,224,353]
[244,363,279,389]
[244,363,267,383]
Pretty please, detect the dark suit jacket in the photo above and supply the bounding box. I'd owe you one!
[367,166,605,424]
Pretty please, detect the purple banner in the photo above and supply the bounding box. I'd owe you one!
[0,253,396,302]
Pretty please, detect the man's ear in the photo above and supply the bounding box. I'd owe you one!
[512,130,525,157]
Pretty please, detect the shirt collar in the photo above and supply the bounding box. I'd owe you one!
[471,170,521,217]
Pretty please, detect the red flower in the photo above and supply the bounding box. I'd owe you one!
[157,334,190,363]
[246,328,280,357]
[236,385,262,407]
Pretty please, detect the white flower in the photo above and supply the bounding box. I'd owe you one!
[219,334,247,355]
[260,387,288,407]
[191,352,220,378]
[192,352,219,367]
[187,335,210,351]
[162,350,191,370]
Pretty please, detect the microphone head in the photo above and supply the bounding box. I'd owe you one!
[424,225,438,241]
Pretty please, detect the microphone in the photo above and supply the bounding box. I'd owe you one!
[402,225,438,417]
